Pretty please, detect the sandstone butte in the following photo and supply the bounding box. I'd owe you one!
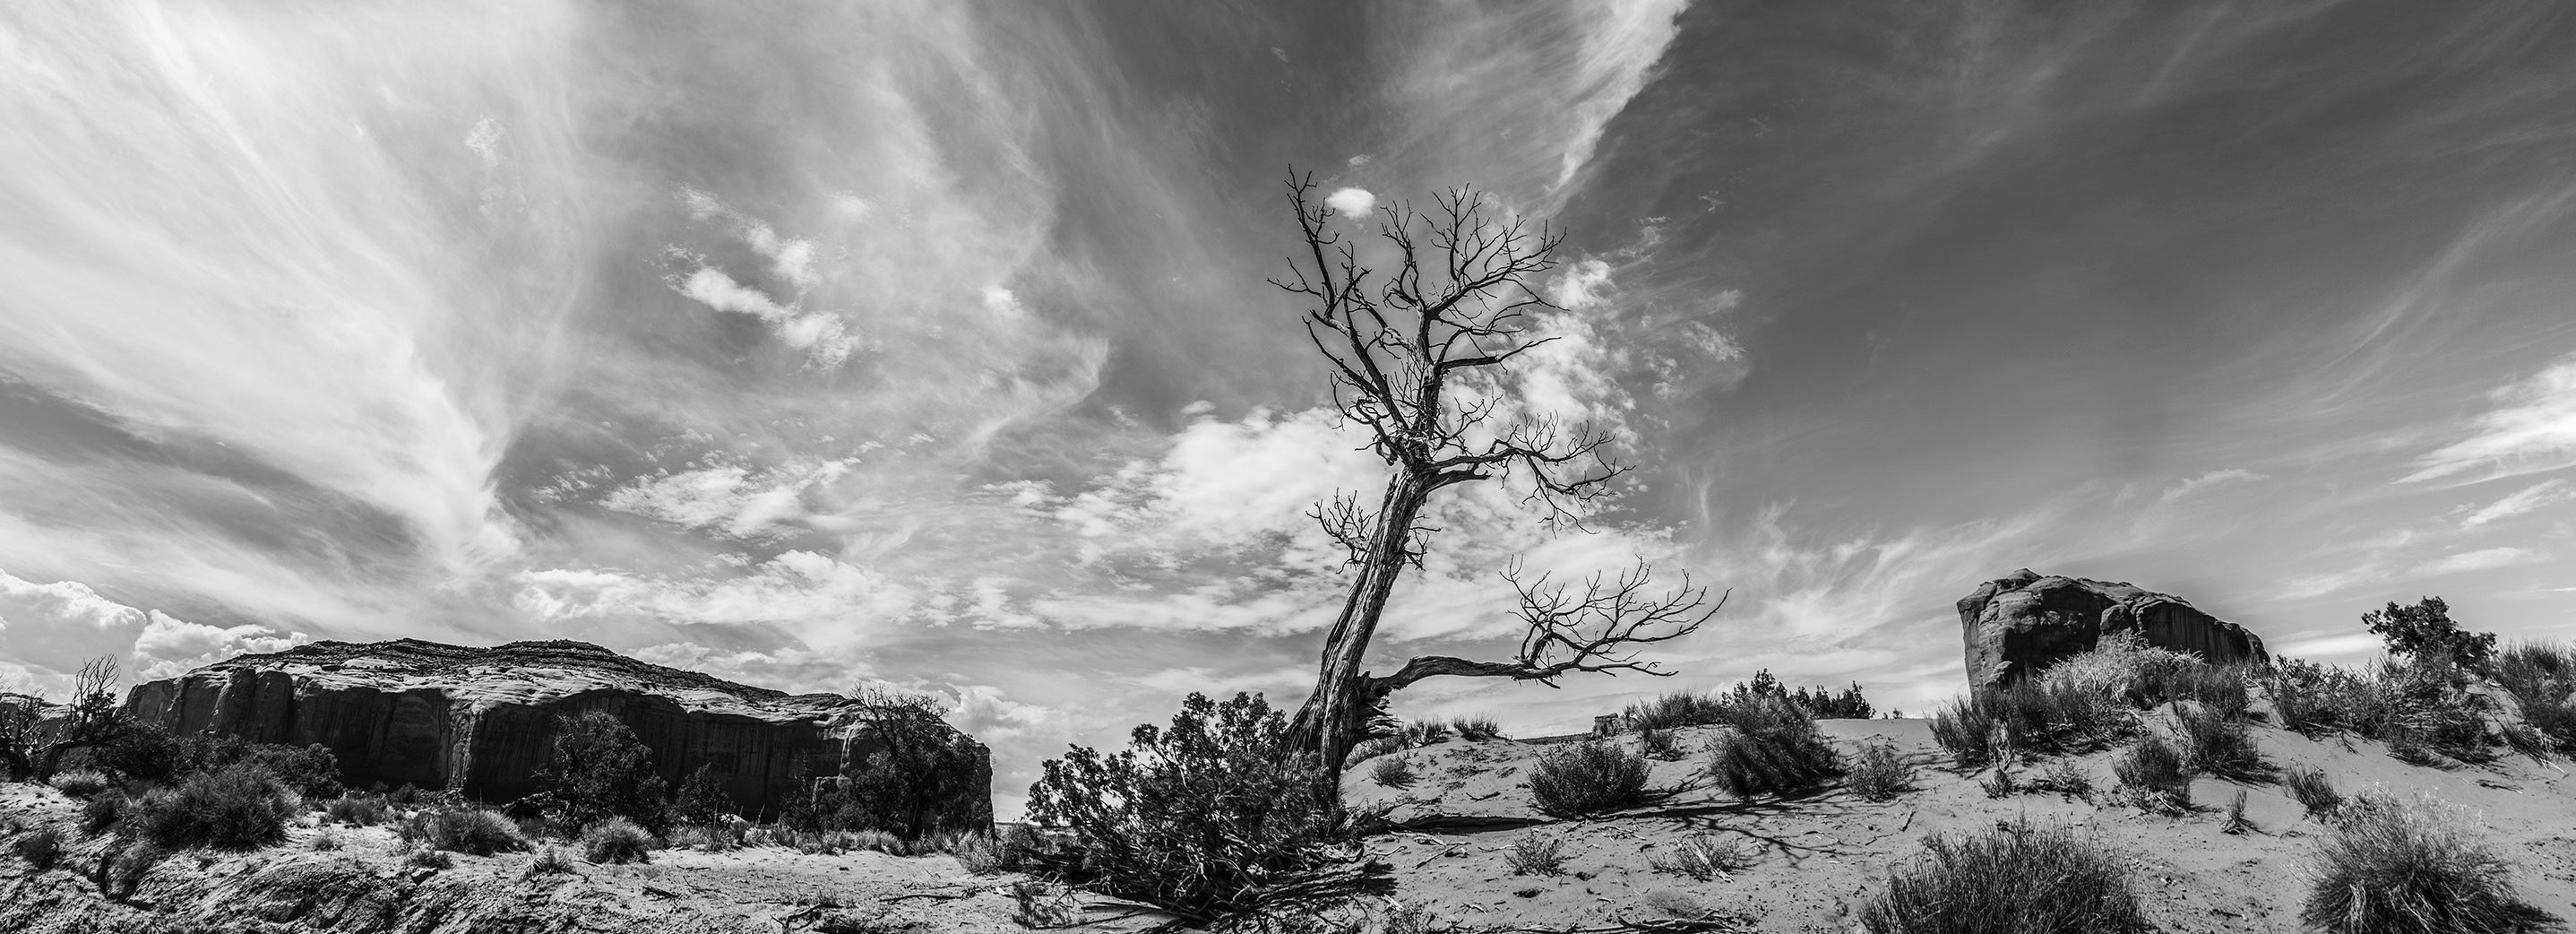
[1956,568,2270,688]
[121,638,991,824]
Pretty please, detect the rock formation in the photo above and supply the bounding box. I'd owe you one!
[1957,569,2268,688]
[122,639,990,825]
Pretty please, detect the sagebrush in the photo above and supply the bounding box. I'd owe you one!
[1529,740,1650,816]
[1703,695,1840,799]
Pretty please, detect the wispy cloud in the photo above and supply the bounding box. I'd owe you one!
[2459,479,2574,529]
[2403,350,2576,483]
[2410,546,2543,577]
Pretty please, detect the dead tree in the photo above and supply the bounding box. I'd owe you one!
[0,655,136,781]
[1268,172,1720,783]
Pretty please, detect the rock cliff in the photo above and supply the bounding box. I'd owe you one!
[121,639,990,825]
[1957,569,2269,688]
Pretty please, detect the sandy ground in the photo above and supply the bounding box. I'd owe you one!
[1344,715,2576,933]
[4,710,2571,932]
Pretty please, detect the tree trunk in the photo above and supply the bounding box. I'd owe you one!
[1284,472,1434,801]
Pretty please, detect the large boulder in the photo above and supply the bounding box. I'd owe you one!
[123,638,990,826]
[1957,569,2268,688]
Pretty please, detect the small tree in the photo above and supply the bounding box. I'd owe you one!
[1267,172,1719,783]
[2364,597,2496,671]
[841,688,989,839]
[671,764,734,828]
[530,711,668,834]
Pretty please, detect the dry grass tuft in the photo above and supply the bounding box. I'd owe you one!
[2304,792,2563,934]
[1651,832,1752,881]
[1858,822,2151,934]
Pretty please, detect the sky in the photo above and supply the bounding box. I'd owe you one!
[4,0,2574,819]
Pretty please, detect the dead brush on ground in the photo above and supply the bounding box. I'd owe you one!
[1846,741,1916,801]
[1651,832,1753,881]
[2287,767,2343,817]
[2304,792,2563,934]
[1504,834,1564,876]
[1858,821,2152,934]
[400,805,528,856]
[1371,756,1417,789]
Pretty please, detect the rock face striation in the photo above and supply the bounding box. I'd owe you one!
[1957,569,2269,688]
[123,639,990,824]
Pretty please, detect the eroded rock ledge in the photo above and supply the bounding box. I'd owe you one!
[123,638,989,823]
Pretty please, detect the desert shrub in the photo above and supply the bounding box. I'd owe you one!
[947,829,1024,874]
[1979,766,2016,799]
[2143,664,2252,719]
[2364,596,2495,670]
[233,743,343,800]
[15,826,61,870]
[1858,822,2150,934]
[2494,642,2576,753]
[1652,832,1752,881]
[1396,721,1452,748]
[2221,789,2254,835]
[1448,715,1503,741]
[82,790,129,835]
[1025,692,1378,921]
[403,845,453,869]
[524,845,574,878]
[2039,632,2199,702]
[323,794,389,826]
[1847,742,1915,801]
[1370,756,1417,789]
[49,768,111,799]
[670,764,735,828]
[2264,656,2495,765]
[2175,705,2266,779]
[310,828,340,852]
[1505,834,1564,876]
[1703,695,1841,799]
[2025,759,2093,800]
[530,712,668,835]
[1528,740,1650,816]
[1624,670,1874,731]
[1929,697,2000,767]
[2304,792,2561,934]
[1637,724,1684,759]
[581,817,656,864]
[128,763,294,851]
[400,805,529,856]
[2111,736,2190,811]
[99,841,164,900]
[1931,679,2134,767]
[2287,764,2349,815]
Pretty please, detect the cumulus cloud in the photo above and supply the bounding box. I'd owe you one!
[2403,350,2576,483]
[133,613,307,679]
[1324,187,1375,219]
[1549,258,1616,310]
